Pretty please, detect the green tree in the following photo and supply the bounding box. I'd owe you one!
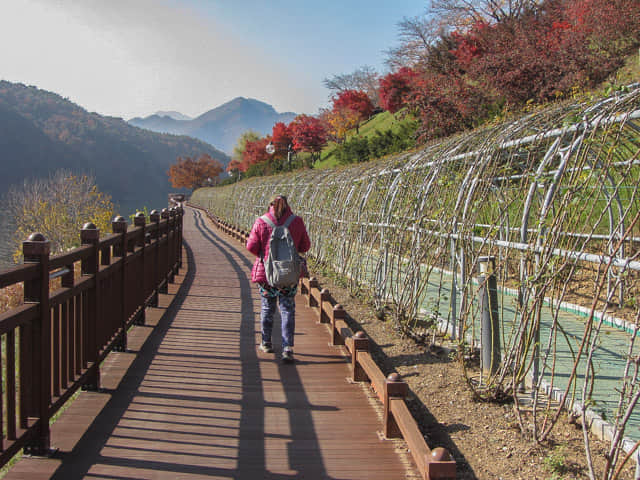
[232,130,262,164]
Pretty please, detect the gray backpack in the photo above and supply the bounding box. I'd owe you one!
[260,214,301,288]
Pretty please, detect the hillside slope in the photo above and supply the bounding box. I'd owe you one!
[0,81,230,215]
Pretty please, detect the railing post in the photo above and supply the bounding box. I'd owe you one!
[133,212,146,244]
[331,304,346,346]
[112,216,128,352]
[299,276,308,296]
[383,373,408,439]
[426,447,456,480]
[319,289,330,323]
[22,233,51,455]
[81,223,100,391]
[134,212,146,326]
[61,255,75,392]
[167,208,176,284]
[150,210,161,307]
[308,277,319,307]
[478,256,500,377]
[351,331,369,382]
[160,208,170,293]
[176,206,183,270]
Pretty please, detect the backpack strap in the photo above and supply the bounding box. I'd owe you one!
[259,215,273,261]
[283,214,297,229]
[260,215,276,228]
[261,214,297,229]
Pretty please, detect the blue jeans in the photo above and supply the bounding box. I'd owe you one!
[260,294,296,349]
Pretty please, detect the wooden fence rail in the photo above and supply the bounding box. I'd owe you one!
[191,203,457,480]
[0,206,183,466]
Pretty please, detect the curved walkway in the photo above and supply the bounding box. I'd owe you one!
[4,207,416,480]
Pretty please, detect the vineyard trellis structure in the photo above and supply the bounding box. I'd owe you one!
[192,85,640,478]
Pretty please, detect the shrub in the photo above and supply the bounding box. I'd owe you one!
[408,72,490,141]
[334,121,417,165]
[334,136,370,165]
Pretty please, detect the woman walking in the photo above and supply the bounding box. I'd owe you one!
[246,195,311,362]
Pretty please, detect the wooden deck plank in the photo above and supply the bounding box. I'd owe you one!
[3,207,417,480]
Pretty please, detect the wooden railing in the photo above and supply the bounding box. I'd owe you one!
[0,206,183,465]
[193,204,457,480]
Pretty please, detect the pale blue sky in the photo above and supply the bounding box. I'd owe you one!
[1,0,427,119]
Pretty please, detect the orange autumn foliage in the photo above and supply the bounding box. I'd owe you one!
[167,154,224,189]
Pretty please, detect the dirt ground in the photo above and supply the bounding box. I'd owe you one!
[309,269,636,480]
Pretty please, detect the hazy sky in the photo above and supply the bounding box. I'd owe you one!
[1,0,427,120]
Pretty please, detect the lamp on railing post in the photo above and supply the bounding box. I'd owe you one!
[266,141,293,169]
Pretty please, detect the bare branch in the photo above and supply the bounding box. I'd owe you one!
[428,0,543,29]
[322,66,380,106]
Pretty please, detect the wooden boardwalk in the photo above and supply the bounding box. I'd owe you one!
[4,207,417,480]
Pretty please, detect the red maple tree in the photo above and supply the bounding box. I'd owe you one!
[450,0,640,104]
[242,137,272,168]
[270,122,294,161]
[379,67,418,114]
[289,115,327,164]
[332,89,375,122]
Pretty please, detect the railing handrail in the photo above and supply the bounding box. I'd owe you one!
[0,205,184,465]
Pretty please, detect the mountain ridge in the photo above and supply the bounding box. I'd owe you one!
[154,110,192,121]
[129,97,297,154]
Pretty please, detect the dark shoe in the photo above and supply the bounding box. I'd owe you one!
[259,341,273,353]
[282,348,294,363]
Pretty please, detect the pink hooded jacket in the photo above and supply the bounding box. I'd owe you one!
[246,205,311,284]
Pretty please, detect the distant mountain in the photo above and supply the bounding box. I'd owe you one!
[154,110,192,121]
[0,80,230,216]
[129,97,297,154]
[127,114,187,134]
